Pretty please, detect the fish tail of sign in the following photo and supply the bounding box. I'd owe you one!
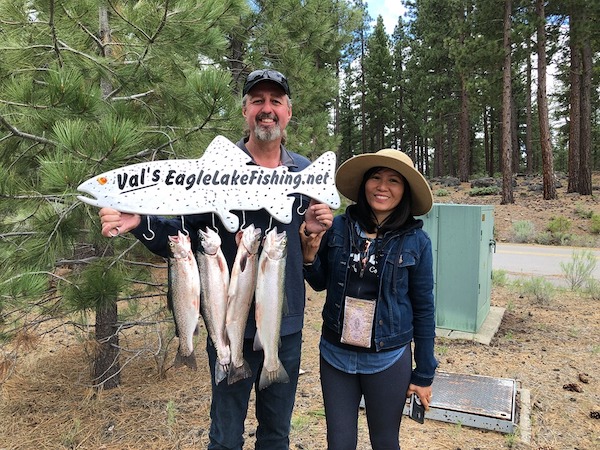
[296,152,341,209]
[227,360,252,385]
[174,350,198,371]
[258,361,289,390]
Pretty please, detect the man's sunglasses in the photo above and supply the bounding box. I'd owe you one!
[243,69,291,97]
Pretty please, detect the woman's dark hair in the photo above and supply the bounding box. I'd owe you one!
[349,166,413,235]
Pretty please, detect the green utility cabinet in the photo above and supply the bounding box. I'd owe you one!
[418,204,495,333]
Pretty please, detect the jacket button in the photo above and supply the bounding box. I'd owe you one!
[379,342,384,347]
[379,320,383,326]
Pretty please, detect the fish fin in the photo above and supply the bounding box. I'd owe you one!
[263,197,295,225]
[227,360,252,385]
[174,350,197,371]
[258,362,290,390]
[215,360,229,384]
[253,332,263,351]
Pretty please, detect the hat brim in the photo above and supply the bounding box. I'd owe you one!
[243,79,291,98]
[335,150,433,216]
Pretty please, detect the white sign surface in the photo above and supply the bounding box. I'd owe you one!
[77,135,340,232]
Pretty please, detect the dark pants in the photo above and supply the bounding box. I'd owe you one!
[320,347,412,450]
[207,331,302,450]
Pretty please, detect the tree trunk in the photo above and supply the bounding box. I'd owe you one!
[579,37,592,195]
[567,7,581,193]
[458,74,470,182]
[511,92,519,173]
[525,47,534,174]
[94,5,121,390]
[501,0,513,204]
[536,0,556,200]
[93,302,121,390]
[484,108,491,176]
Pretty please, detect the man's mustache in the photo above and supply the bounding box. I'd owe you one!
[256,113,278,123]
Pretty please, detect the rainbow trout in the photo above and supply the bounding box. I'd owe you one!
[197,227,231,384]
[167,231,201,370]
[254,227,290,390]
[226,224,262,384]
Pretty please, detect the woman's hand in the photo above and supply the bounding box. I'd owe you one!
[406,383,433,411]
[299,222,325,264]
[99,208,141,238]
[304,200,333,234]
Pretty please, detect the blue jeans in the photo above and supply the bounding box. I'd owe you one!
[206,331,302,450]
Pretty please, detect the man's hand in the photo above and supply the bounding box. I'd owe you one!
[99,208,141,238]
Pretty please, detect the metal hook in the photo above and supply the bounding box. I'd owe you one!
[240,211,247,230]
[181,216,189,236]
[142,216,155,240]
[296,195,308,216]
[265,215,274,234]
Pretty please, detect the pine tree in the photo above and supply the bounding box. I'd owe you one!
[0,0,247,389]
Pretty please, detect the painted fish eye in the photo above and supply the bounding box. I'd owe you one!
[97,176,108,185]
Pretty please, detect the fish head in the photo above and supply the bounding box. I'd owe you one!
[168,232,190,259]
[240,224,262,255]
[262,228,287,260]
[198,227,222,255]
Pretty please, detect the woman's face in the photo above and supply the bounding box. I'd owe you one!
[364,168,405,223]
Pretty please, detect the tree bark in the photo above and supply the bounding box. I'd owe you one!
[501,0,513,204]
[567,7,581,193]
[94,5,121,390]
[579,37,592,195]
[93,302,121,390]
[525,46,534,174]
[536,0,556,200]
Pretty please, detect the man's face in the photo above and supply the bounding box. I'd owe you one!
[242,82,292,142]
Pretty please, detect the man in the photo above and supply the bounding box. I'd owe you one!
[99,69,333,449]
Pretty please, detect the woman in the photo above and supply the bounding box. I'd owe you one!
[300,149,437,450]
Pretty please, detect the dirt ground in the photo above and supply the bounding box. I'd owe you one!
[1,174,599,450]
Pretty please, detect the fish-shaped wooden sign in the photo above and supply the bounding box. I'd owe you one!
[77,135,340,232]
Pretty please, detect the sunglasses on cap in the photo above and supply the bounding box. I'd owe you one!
[243,69,291,98]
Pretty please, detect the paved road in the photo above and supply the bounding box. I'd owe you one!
[493,243,600,285]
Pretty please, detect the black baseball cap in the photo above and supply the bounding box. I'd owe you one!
[242,69,291,98]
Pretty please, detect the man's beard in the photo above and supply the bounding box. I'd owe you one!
[254,124,282,142]
[253,113,282,142]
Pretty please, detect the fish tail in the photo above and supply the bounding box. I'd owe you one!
[227,360,252,385]
[215,359,229,385]
[258,361,290,390]
[174,350,197,371]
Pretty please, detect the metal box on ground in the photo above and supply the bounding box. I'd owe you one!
[401,371,520,434]
[419,204,495,333]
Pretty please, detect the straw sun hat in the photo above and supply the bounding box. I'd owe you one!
[335,149,433,216]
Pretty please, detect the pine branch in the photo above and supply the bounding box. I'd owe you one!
[0,115,58,146]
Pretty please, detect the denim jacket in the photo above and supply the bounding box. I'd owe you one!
[304,213,438,386]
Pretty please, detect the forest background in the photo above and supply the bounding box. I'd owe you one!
[0,0,598,400]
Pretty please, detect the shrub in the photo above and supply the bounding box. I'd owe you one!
[585,278,600,301]
[560,250,598,291]
[512,220,535,243]
[468,186,500,196]
[574,204,594,219]
[590,214,600,234]
[492,269,509,287]
[518,276,555,304]
[547,216,571,234]
[435,189,450,197]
